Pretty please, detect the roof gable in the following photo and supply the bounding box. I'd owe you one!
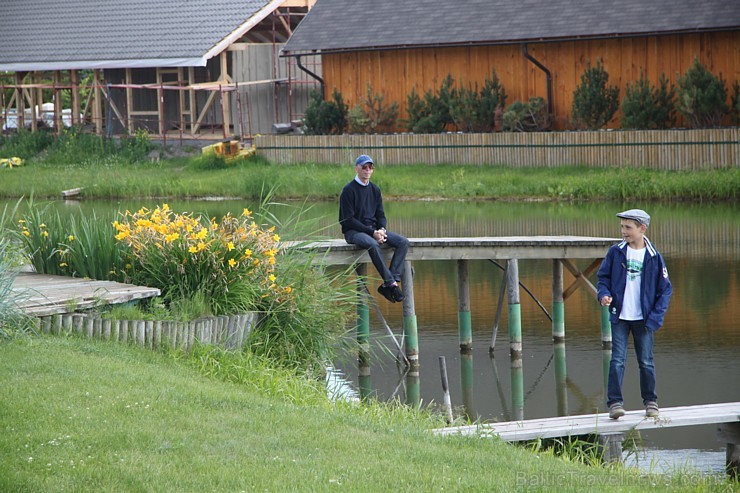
[0,0,284,71]
[283,0,740,55]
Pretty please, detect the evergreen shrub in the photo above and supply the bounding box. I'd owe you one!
[621,73,676,130]
[571,60,619,130]
[502,97,548,132]
[677,58,728,128]
[303,88,348,135]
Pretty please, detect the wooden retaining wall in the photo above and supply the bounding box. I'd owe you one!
[256,128,739,169]
[32,312,260,352]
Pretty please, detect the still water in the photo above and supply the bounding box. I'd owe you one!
[7,198,739,473]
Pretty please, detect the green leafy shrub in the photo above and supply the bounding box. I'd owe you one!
[730,82,740,126]
[503,97,548,132]
[348,83,399,134]
[0,129,55,160]
[677,58,728,128]
[405,75,456,133]
[571,60,620,130]
[303,88,348,135]
[621,73,676,130]
[449,70,507,132]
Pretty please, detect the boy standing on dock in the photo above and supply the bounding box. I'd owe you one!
[597,209,672,420]
[339,154,409,303]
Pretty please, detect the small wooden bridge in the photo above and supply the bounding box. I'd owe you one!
[11,271,160,316]
[434,402,740,473]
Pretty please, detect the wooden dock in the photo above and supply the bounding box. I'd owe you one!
[11,271,160,316]
[434,402,740,472]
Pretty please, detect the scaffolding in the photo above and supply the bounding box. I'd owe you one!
[0,0,321,143]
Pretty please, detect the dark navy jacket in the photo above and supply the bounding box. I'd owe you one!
[597,237,672,330]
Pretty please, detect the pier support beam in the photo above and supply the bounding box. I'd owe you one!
[457,260,472,351]
[355,264,372,400]
[461,351,475,421]
[717,422,740,479]
[598,433,625,463]
[402,260,419,368]
[552,260,565,343]
[507,259,524,420]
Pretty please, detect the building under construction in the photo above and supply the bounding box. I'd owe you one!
[0,0,321,142]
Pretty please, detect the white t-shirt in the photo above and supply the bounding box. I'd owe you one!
[620,246,645,320]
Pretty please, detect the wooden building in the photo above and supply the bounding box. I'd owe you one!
[0,0,320,138]
[281,0,740,130]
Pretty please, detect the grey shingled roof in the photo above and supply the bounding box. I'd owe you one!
[282,0,740,55]
[0,0,283,71]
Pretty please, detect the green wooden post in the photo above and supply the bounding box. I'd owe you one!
[507,259,524,420]
[457,259,472,351]
[554,342,568,416]
[461,351,475,421]
[552,260,565,343]
[553,260,568,416]
[356,264,372,401]
[402,260,419,368]
[601,305,612,396]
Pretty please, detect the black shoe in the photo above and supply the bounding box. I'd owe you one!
[390,284,404,302]
[377,284,396,303]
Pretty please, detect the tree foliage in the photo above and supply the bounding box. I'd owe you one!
[571,60,620,130]
[302,88,348,135]
[677,58,729,128]
[621,73,676,130]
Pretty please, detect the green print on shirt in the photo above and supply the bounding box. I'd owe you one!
[626,258,643,282]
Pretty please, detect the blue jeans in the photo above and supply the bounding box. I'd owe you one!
[607,319,657,407]
[345,230,409,285]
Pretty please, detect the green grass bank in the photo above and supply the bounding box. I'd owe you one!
[0,133,736,202]
[2,336,734,492]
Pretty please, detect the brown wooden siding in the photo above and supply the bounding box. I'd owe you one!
[321,31,740,130]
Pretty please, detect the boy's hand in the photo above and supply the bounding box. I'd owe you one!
[600,295,612,307]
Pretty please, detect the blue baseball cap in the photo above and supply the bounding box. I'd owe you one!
[355,154,374,167]
[617,209,650,227]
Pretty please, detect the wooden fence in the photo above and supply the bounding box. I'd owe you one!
[33,312,260,352]
[256,128,739,169]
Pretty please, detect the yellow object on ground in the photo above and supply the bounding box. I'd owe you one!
[0,157,23,168]
[202,140,241,161]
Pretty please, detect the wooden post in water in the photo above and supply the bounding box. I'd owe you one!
[402,260,419,368]
[406,370,420,409]
[461,351,475,422]
[457,260,472,351]
[439,356,454,425]
[552,260,568,416]
[507,259,524,421]
[355,264,372,400]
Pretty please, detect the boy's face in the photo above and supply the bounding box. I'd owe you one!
[620,219,646,244]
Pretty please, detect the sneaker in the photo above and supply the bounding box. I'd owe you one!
[377,284,396,303]
[390,284,405,302]
[609,403,625,420]
[645,401,659,418]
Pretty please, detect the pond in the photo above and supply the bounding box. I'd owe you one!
[5,197,739,474]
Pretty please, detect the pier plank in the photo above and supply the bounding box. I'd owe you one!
[11,272,160,317]
[434,402,740,442]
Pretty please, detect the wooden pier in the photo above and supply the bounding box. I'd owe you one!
[304,235,617,367]
[11,271,160,316]
[433,402,740,473]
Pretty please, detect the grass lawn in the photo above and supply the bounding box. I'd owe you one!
[1,337,734,492]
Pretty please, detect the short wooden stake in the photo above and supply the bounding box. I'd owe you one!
[439,356,454,425]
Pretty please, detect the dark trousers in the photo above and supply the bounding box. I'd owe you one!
[345,230,409,285]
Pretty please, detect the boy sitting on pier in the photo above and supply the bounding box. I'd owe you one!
[597,209,672,420]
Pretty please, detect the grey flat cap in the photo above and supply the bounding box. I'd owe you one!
[616,209,650,227]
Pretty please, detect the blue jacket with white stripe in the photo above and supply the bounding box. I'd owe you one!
[597,237,673,330]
